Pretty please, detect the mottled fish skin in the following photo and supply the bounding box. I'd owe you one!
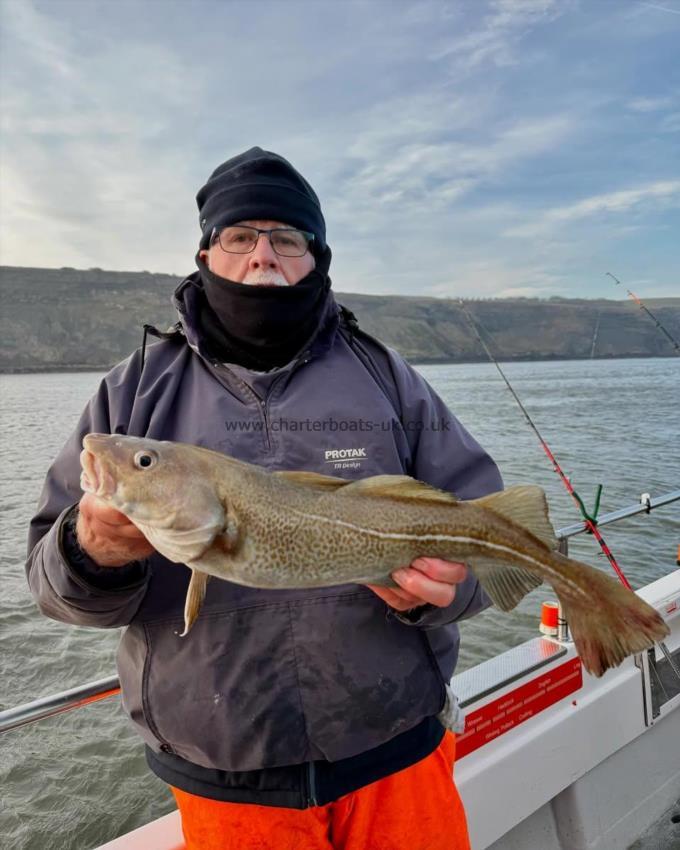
[80,433,670,676]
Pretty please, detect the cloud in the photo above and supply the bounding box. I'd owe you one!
[327,107,575,229]
[660,112,680,132]
[432,0,567,70]
[0,0,75,79]
[426,258,564,300]
[0,0,678,299]
[547,181,680,221]
[0,0,206,271]
[400,0,459,26]
[635,2,680,15]
[504,181,680,237]
[627,95,676,112]
[496,286,555,298]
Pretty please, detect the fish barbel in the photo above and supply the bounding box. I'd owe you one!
[79,433,669,676]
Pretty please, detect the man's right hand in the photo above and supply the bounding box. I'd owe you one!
[76,493,155,567]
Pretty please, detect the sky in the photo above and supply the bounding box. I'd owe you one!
[0,0,678,299]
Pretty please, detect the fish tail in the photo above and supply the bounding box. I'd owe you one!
[553,555,669,677]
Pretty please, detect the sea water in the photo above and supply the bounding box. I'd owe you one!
[1,358,678,849]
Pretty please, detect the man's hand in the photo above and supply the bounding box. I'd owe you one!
[76,493,155,567]
[366,557,468,611]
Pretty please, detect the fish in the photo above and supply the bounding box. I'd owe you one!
[79,433,669,677]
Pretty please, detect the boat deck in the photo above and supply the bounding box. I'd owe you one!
[629,798,680,849]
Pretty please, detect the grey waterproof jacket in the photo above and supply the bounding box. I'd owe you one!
[26,275,503,772]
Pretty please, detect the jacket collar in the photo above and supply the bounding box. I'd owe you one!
[172,272,341,371]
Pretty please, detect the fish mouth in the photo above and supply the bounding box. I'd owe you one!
[80,435,118,498]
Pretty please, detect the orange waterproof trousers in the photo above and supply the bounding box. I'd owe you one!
[171,731,470,850]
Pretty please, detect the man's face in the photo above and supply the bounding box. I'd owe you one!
[199,219,316,286]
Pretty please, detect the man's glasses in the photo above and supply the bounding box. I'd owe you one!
[212,226,314,258]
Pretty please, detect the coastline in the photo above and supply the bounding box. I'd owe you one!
[1,351,676,375]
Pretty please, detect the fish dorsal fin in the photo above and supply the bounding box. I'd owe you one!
[468,557,543,612]
[273,470,351,491]
[339,475,458,505]
[472,485,557,550]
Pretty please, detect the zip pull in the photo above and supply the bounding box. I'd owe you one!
[307,761,318,807]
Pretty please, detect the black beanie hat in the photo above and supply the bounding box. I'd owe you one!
[196,146,326,253]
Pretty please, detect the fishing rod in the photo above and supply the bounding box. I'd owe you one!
[606,271,680,355]
[457,299,680,679]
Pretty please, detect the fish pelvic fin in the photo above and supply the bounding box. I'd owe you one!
[553,556,669,677]
[339,475,458,505]
[180,569,210,637]
[469,558,543,611]
[472,485,557,550]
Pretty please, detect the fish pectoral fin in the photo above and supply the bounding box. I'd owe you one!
[136,514,225,564]
[273,470,351,491]
[472,485,557,550]
[339,475,458,505]
[469,558,543,612]
[180,569,210,637]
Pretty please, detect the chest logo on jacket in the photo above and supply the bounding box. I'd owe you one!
[325,447,367,471]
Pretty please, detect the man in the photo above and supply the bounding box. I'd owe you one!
[27,147,502,850]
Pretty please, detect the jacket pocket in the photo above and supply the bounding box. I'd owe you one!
[141,600,308,771]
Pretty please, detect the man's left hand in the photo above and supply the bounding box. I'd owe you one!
[366,557,468,611]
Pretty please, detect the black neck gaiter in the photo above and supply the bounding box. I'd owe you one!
[196,249,332,371]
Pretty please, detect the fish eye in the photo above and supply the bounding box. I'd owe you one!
[134,450,158,470]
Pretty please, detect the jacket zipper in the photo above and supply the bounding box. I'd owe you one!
[261,356,310,454]
[212,362,273,452]
[214,354,312,452]
[259,399,271,451]
[307,761,318,807]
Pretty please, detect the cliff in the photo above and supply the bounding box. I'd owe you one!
[1,266,678,370]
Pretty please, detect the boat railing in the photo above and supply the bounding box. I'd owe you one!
[0,676,121,734]
[1,488,678,735]
[554,489,679,546]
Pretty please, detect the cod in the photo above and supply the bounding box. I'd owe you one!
[80,433,669,677]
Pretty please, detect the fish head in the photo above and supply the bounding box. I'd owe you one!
[80,433,227,562]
